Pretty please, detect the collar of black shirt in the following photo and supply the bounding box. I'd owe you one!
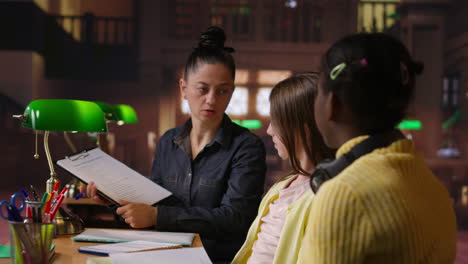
[173,114,234,153]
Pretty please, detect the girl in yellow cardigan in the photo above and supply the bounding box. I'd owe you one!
[232,73,334,264]
[300,33,457,263]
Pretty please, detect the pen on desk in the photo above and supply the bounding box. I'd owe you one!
[29,185,39,201]
[75,192,84,200]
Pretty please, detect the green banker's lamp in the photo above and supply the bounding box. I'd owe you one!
[93,101,119,147]
[113,104,138,125]
[95,102,117,120]
[94,102,138,125]
[93,102,138,150]
[13,99,107,235]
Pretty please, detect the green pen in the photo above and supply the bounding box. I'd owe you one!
[39,192,48,208]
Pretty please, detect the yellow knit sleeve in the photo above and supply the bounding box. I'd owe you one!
[298,180,373,264]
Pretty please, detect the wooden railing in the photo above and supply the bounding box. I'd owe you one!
[50,12,134,45]
[263,0,322,43]
[358,0,400,33]
[168,0,322,43]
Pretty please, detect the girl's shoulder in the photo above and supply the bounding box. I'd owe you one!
[267,175,296,193]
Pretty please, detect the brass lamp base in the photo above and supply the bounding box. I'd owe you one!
[54,207,84,235]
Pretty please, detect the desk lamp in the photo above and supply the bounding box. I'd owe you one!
[94,102,138,125]
[113,104,138,125]
[13,99,107,234]
[93,102,119,147]
[94,102,138,148]
[95,102,119,122]
[93,102,138,150]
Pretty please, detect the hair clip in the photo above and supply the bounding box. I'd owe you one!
[330,62,346,80]
[360,58,368,67]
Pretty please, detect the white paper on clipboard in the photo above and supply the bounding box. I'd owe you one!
[56,148,171,205]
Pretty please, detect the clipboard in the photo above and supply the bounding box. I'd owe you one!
[56,148,119,205]
[55,147,171,206]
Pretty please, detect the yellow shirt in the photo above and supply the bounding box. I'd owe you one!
[299,136,457,264]
[232,176,314,264]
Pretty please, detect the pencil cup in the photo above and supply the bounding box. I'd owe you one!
[9,222,54,264]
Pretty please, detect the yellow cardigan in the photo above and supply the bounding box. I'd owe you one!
[299,136,457,264]
[232,176,314,264]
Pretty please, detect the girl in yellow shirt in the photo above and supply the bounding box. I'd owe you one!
[300,33,457,263]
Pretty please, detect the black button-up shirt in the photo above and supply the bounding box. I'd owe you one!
[151,115,266,261]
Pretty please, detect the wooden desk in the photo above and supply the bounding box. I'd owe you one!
[63,198,101,205]
[0,232,202,264]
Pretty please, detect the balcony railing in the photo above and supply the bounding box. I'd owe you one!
[50,12,135,46]
[358,0,400,33]
[167,0,322,43]
[263,0,322,43]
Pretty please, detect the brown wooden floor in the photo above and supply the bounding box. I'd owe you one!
[1,193,468,263]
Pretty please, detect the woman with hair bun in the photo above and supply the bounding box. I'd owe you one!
[299,33,457,263]
[84,26,266,262]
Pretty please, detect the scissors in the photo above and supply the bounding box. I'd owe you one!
[0,192,25,222]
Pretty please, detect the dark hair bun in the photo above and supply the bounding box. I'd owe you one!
[198,26,235,53]
[410,61,424,75]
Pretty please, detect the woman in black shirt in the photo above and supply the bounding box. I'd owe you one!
[84,26,266,262]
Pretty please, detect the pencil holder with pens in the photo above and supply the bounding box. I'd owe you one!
[9,221,55,264]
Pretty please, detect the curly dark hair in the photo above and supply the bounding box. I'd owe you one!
[321,33,424,134]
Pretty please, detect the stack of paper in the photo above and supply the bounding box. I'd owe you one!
[110,247,212,264]
[72,228,195,246]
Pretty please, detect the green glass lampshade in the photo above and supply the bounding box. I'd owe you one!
[21,99,107,132]
[397,120,422,130]
[241,120,262,130]
[113,104,138,124]
[232,119,262,130]
[94,101,119,122]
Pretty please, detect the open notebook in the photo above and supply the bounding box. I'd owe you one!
[72,229,194,246]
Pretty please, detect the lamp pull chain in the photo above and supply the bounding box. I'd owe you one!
[34,130,39,159]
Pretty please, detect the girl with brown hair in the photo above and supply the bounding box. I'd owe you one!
[232,72,334,264]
